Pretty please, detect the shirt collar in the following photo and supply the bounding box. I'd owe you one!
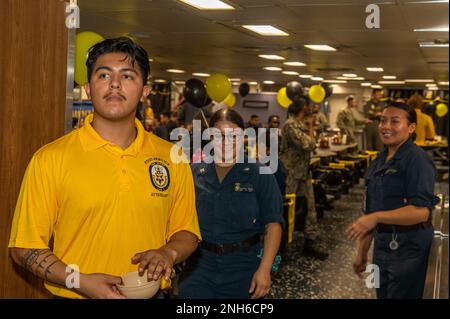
[79,113,145,156]
[378,137,414,162]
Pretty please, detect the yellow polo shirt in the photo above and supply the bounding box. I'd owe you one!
[9,114,201,298]
[415,109,436,145]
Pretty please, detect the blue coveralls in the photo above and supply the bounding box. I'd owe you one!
[179,162,284,299]
[365,138,440,299]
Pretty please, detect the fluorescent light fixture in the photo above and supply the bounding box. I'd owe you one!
[263,81,275,84]
[311,77,324,81]
[371,85,383,89]
[419,42,449,47]
[166,69,185,74]
[361,82,372,86]
[154,79,168,83]
[378,81,406,84]
[178,0,235,10]
[342,74,358,78]
[192,72,210,77]
[175,81,186,85]
[299,74,312,78]
[242,25,289,36]
[249,82,258,85]
[323,80,347,84]
[367,67,384,72]
[383,75,397,79]
[230,78,241,81]
[426,83,437,87]
[283,61,306,67]
[264,67,283,71]
[282,71,299,75]
[258,54,285,60]
[438,81,449,85]
[428,86,439,90]
[304,45,336,51]
[232,82,240,86]
[405,79,434,83]
[414,27,449,32]
[337,76,365,80]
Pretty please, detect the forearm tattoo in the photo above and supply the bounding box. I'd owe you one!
[20,249,59,281]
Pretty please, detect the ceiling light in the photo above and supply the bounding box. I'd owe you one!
[342,74,358,78]
[264,67,283,71]
[249,82,258,85]
[149,58,154,62]
[258,54,285,60]
[283,61,306,67]
[175,81,186,85]
[178,0,235,10]
[405,79,434,83]
[371,85,383,89]
[304,45,336,51]
[428,86,439,90]
[383,75,397,79]
[242,25,289,36]
[232,82,240,86]
[263,81,275,84]
[426,83,437,87]
[414,27,449,32]
[282,71,299,75]
[337,76,365,80]
[154,79,168,83]
[192,72,210,77]
[323,80,347,84]
[166,69,185,74]
[230,78,241,82]
[361,83,372,86]
[367,67,384,72]
[299,74,312,78]
[311,77,324,81]
[378,81,406,84]
[419,42,449,48]
[438,81,449,85]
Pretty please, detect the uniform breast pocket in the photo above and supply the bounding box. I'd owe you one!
[380,168,404,199]
[228,190,259,230]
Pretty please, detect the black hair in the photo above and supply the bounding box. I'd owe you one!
[287,98,306,116]
[385,102,417,124]
[209,108,245,130]
[268,115,280,123]
[161,111,172,118]
[372,88,383,95]
[86,37,150,84]
[250,114,259,120]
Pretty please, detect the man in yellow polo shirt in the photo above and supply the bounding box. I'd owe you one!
[8,37,201,299]
[407,94,436,145]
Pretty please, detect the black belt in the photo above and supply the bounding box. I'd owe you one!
[200,234,261,255]
[376,222,432,233]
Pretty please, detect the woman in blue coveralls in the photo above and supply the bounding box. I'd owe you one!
[346,102,440,299]
[179,109,284,299]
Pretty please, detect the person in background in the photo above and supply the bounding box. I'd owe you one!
[268,115,282,147]
[336,95,372,143]
[245,114,262,130]
[364,89,386,151]
[346,102,439,299]
[280,99,328,260]
[407,94,436,145]
[160,111,178,139]
[8,37,200,299]
[153,114,169,141]
[308,103,329,138]
[179,109,284,299]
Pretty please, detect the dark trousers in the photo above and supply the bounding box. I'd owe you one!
[373,227,433,299]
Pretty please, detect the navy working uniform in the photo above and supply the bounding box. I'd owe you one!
[365,138,440,299]
[179,162,284,299]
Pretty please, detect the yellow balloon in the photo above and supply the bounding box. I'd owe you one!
[309,85,326,103]
[436,103,448,117]
[223,92,236,107]
[277,87,292,108]
[206,73,231,102]
[75,32,105,85]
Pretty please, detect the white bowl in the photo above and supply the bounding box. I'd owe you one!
[116,271,160,299]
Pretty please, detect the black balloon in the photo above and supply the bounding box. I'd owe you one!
[323,83,333,98]
[183,78,208,108]
[286,81,304,101]
[239,83,250,97]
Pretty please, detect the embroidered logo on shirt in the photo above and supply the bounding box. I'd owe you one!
[149,161,170,192]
